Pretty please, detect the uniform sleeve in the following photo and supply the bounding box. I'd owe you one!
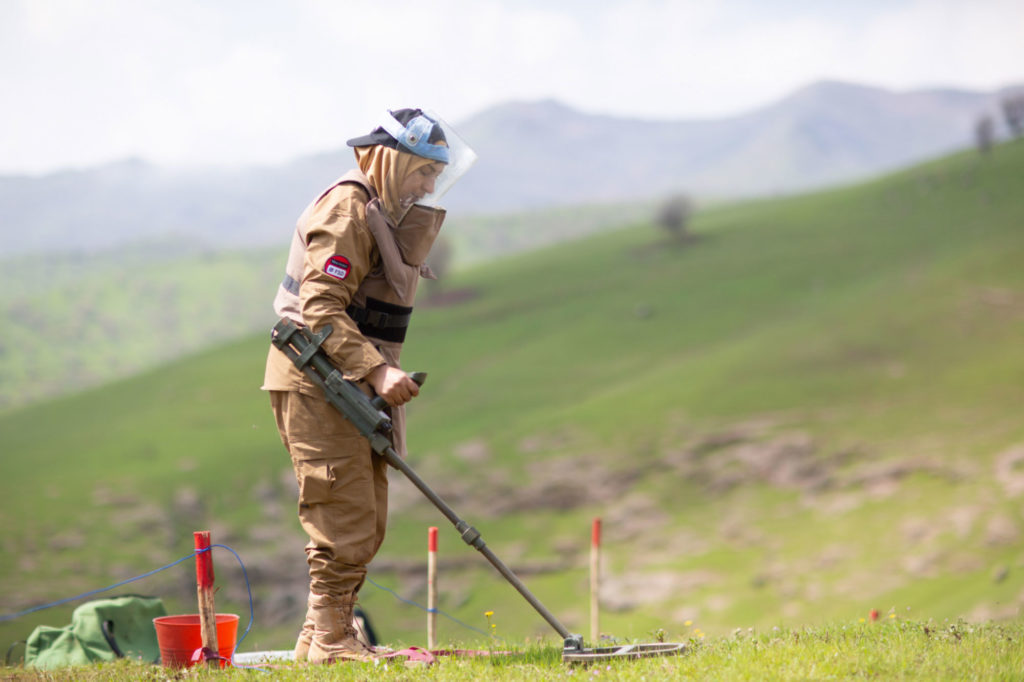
[300,185,387,381]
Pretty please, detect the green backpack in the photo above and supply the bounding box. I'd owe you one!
[24,595,167,669]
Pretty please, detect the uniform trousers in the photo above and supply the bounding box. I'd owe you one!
[270,390,389,600]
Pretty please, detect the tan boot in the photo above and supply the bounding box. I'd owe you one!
[293,603,315,662]
[307,594,375,664]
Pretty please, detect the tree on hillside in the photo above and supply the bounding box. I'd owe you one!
[1002,95,1024,138]
[656,193,696,245]
[975,115,995,155]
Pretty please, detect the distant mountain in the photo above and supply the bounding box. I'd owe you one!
[453,81,1020,211]
[0,156,328,256]
[0,80,1018,256]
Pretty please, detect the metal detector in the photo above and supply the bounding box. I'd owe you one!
[271,319,686,663]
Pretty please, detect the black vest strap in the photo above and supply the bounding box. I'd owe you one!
[347,297,413,343]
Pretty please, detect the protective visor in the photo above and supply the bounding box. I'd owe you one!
[380,112,450,163]
[383,109,477,207]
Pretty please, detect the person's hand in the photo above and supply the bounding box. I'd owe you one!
[367,365,420,407]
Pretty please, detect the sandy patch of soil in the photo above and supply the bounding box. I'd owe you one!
[994,444,1024,498]
[600,569,721,612]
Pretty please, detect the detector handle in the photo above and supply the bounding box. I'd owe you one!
[369,372,427,411]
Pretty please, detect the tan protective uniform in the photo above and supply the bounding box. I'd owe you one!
[262,149,445,662]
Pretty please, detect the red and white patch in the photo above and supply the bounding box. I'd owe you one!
[324,255,352,280]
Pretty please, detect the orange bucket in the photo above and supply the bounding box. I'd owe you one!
[153,614,239,668]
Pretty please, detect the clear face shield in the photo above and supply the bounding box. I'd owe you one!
[379,109,477,207]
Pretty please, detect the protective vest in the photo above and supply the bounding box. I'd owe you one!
[266,169,445,456]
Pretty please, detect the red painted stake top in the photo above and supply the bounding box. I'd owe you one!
[194,531,215,589]
[592,518,601,547]
[428,526,438,552]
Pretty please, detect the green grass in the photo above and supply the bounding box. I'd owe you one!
[0,241,285,409]
[443,198,656,267]
[4,620,1023,680]
[0,200,652,411]
[1,141,1023,665]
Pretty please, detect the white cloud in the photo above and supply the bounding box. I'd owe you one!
[1,0,1021,174]
[850,0,1024,89]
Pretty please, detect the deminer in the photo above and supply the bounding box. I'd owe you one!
[262,109,476,663]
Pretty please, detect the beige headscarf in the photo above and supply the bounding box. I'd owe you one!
[354,145,436,227]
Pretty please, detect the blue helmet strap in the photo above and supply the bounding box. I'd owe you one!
[380,113,451,164]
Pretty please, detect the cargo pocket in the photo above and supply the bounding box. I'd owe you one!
[294,459,335,508]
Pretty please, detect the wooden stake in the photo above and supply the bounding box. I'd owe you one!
[590,518,601,645]
[427,526,438,650]
[193,530,219,666]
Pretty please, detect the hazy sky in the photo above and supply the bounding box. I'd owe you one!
[3,0,1022,175]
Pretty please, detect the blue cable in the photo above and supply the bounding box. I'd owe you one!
[208,544,254,654]
[0,545,268,672]
[365,576,501,641]
[208,544,268,673]
[0,551,198,623]
[1,542,499,662]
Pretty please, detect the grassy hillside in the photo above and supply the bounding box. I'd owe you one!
[0,201,651,411]
[1,141,1022,658]
[0,241,284,409]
